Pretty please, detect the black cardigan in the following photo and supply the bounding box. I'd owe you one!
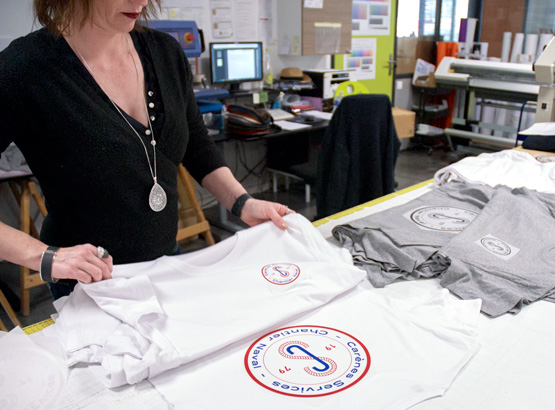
[0,27,226,264]
[316,94,400,219]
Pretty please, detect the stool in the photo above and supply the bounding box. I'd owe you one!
[0,172,47,317]
[0,289,21,330]
[176,165,215,246]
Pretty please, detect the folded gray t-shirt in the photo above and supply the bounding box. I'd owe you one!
[332,181,494,287]
[438,186,555,317]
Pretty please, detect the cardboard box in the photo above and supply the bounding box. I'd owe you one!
[397,37,418,58]
[392,108,415,139]
[416,39,435,63]
[396,57,417,74]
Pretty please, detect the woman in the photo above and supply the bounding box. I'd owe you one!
[0,0,290,298]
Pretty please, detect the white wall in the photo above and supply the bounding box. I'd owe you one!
[0,0,35,50]
[0,0,328,82]
[157,0,329,85]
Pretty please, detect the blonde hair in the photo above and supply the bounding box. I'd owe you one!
[33,0,162,36]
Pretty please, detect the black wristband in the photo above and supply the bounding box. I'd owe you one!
[40,246,60,283]
[231,193,252,217]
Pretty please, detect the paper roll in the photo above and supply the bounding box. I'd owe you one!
[480,105,496,136]
[510,33,524,63]
[465,18,478,55]
[493,105,507,138]
[501,32,512,62]
[524,34,538,58]
[537,34,554,60]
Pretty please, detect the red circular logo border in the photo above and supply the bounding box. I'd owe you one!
[261,263,301,286]
[244,325,371,398]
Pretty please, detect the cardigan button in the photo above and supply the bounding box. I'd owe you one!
[149,102,155,109]
[145,129,152,136]
[150,116,156,121]
[148,91,154,97]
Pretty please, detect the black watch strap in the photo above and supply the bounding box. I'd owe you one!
[40,246,60,283]
[231,193,252,217]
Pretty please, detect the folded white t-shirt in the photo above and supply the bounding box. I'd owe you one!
[434,150,555,193]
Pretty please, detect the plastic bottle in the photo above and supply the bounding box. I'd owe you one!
[333,91,345,112]
[272,92,285,109]
[219,104,227,130]
[263,48,273,87]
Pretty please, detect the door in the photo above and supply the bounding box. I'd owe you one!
[333,0,398,99]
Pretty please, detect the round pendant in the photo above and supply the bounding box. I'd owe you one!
[149,182,167,212]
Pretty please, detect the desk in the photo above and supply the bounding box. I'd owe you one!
[207,120,329,232]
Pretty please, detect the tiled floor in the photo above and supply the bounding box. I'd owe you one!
[0,143,492,330]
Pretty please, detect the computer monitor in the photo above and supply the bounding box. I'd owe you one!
[209,42,263,93]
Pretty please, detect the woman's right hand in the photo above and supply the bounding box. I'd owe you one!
[51,244,113,283]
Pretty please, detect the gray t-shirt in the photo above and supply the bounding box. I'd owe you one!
[332,181,494,287]
[438,186,555,317]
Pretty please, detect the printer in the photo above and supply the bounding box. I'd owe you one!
[300,69,356,99]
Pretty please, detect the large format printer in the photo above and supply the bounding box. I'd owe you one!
[434,37,555,148]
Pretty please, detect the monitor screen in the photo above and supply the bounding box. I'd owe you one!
[209,42,263,87]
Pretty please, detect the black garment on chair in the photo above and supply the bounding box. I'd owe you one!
[316,94,401,219]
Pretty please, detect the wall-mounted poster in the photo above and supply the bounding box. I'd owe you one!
[352,0,390,36]
[343,37,377,80]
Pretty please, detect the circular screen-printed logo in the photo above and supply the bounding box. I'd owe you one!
[410,206,478,231]
[262,263,300,285]
[244,325,370,398]
[480,237,511,256]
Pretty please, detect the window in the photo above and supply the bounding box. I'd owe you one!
[525,0,555,34]
[397,0,469,41]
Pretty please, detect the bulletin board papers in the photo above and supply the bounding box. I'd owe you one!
[210,0,234,38]
[352,0,391,36]
[235,0,258,40]
[343,37,377,81]
[159,7,205,26]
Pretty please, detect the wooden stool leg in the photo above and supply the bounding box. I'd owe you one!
[20,183,32,316]
[5,178,48,317]
[28,181,48,217]
[0,289,22,329]
[176,165,216,246]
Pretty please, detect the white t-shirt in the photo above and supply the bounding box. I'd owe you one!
[44,214,366,387]
[434,150,555,193]
[150,282,481,410]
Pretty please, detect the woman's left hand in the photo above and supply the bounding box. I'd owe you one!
[240,198,293,229]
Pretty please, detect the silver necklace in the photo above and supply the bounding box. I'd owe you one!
[73,35,167,212]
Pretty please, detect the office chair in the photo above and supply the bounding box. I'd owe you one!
[315,94,401,219]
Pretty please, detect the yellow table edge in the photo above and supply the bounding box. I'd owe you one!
[312,178,434,228]
[24,317,55,335]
